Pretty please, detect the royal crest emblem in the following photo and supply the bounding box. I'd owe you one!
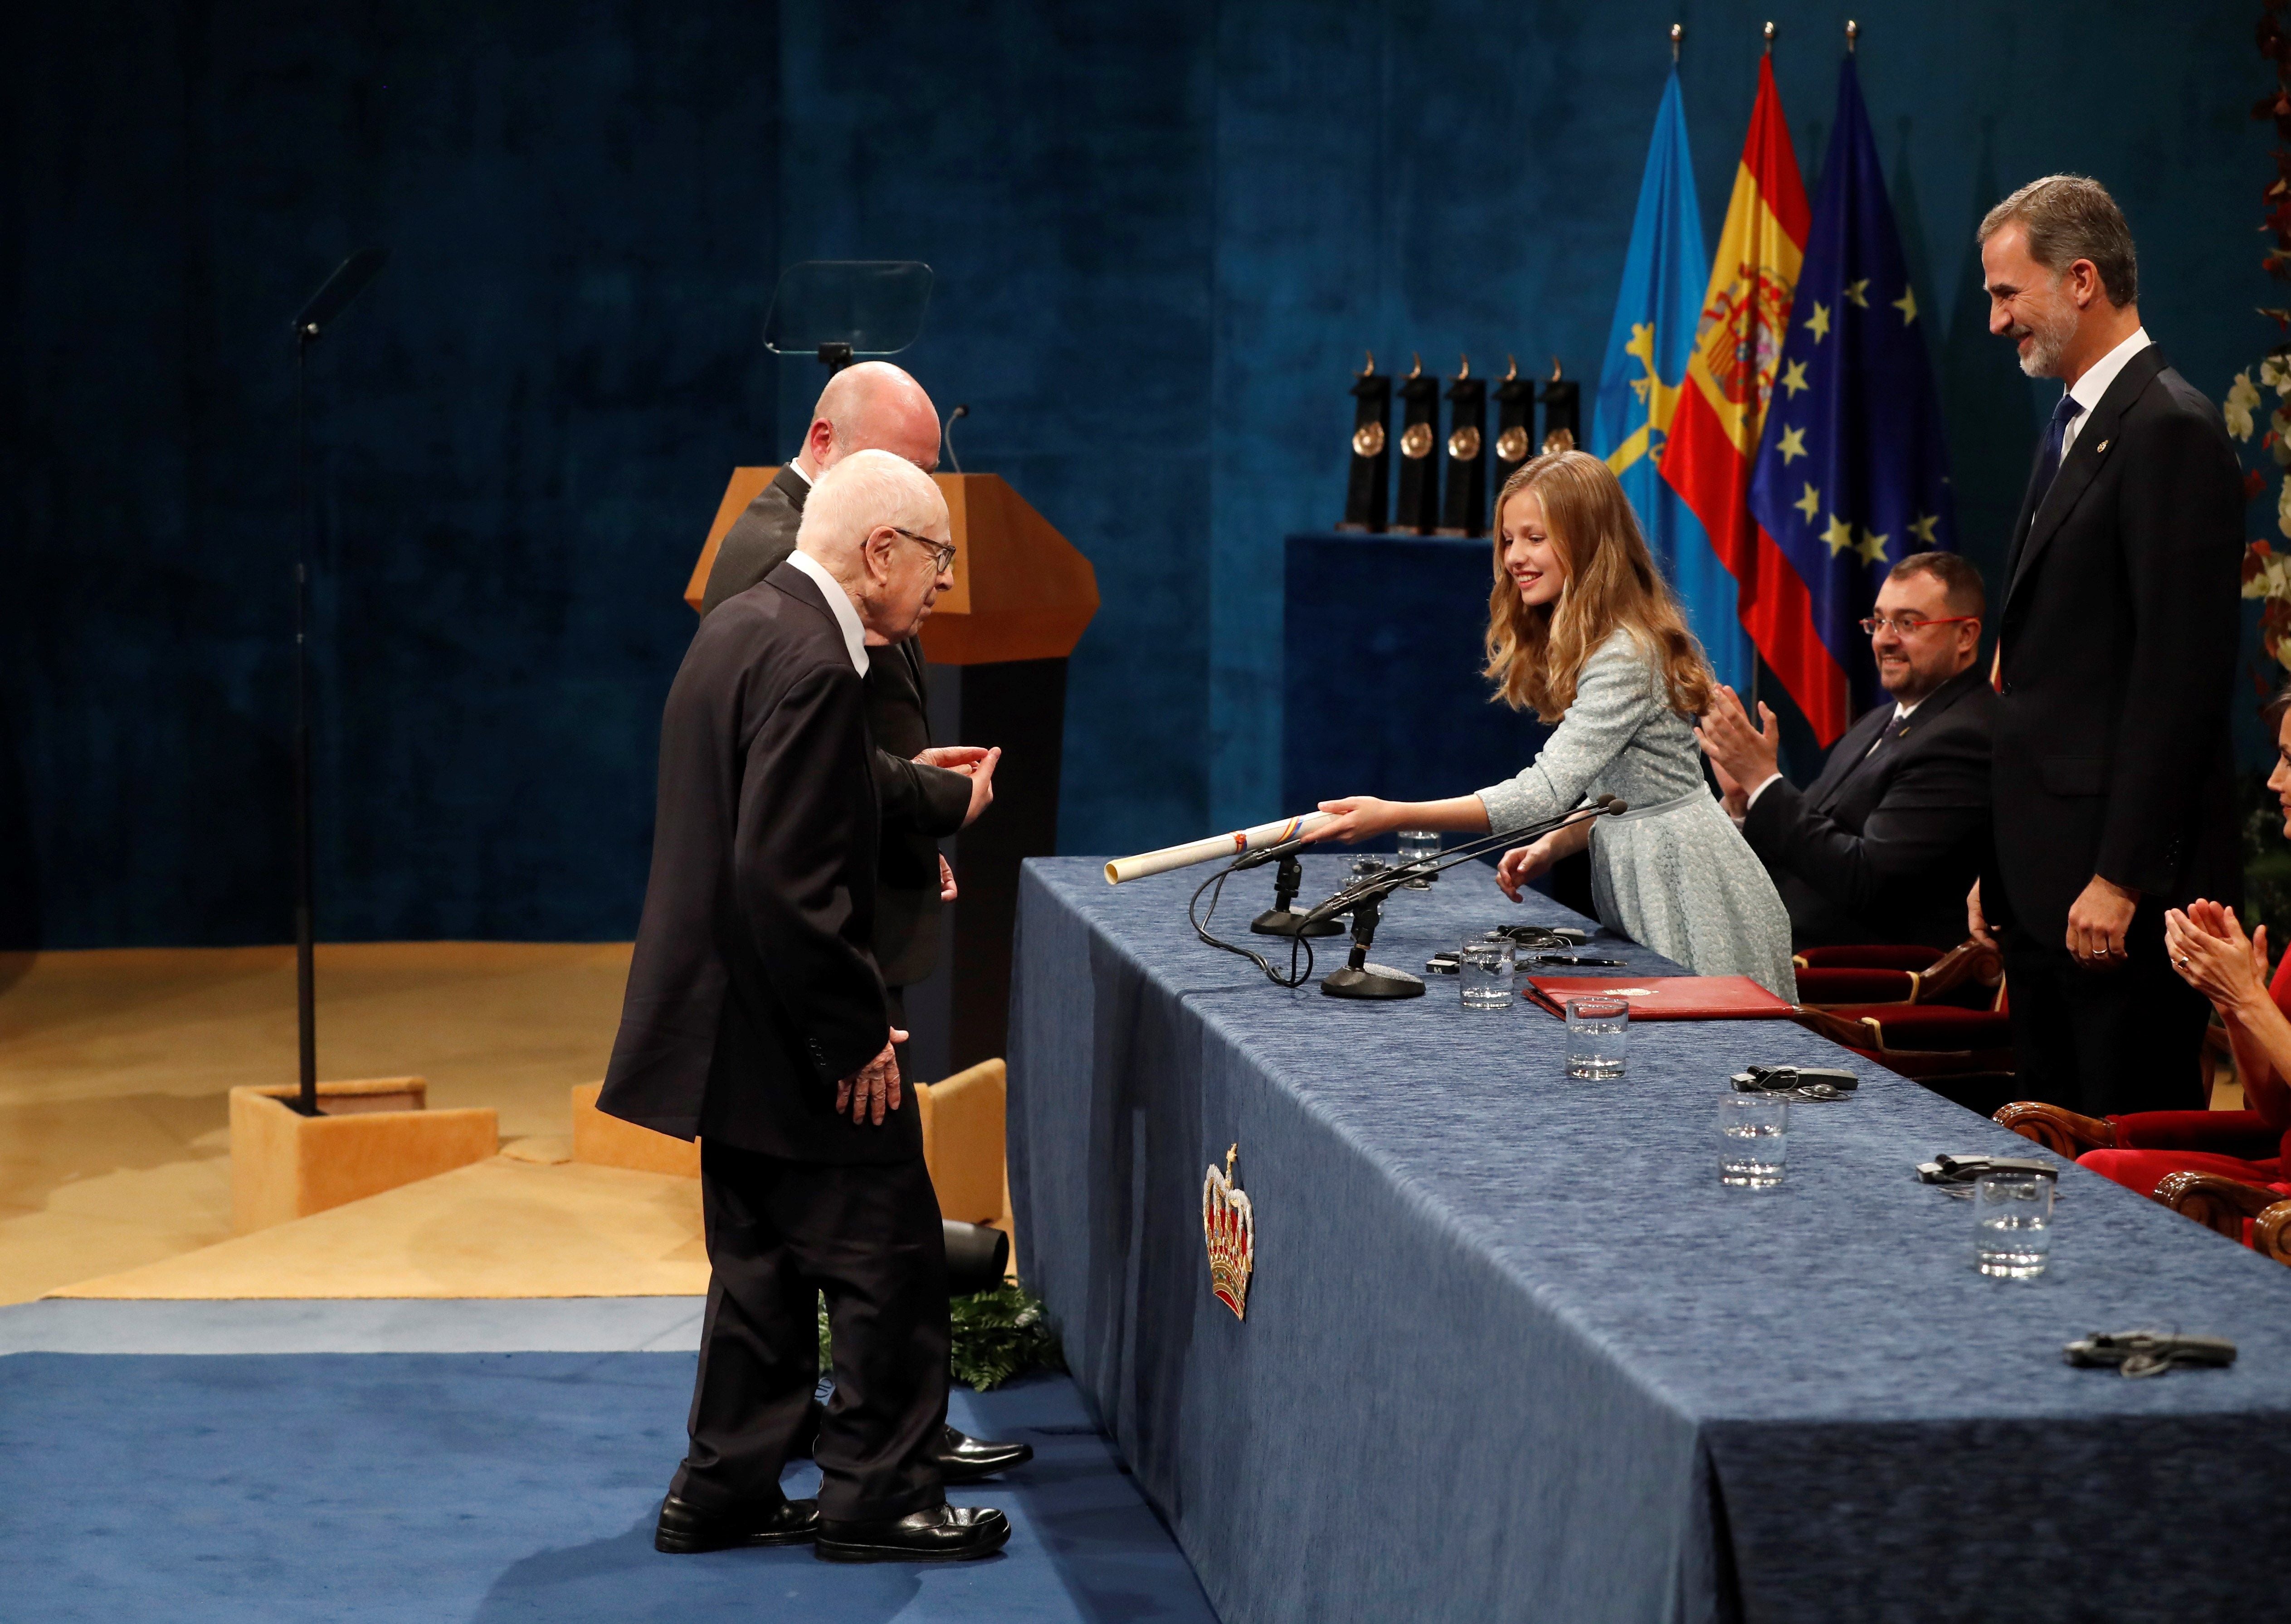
[1202,1144,1254,1321]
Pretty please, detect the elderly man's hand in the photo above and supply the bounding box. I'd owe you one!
[939,854,957,903]
[916,746,989,772]
[1694,686,1781,802]
[835,1034,907,1126]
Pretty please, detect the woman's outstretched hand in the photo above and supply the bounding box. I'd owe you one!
[1494,838,1557,902]
[1308,797,1400,844]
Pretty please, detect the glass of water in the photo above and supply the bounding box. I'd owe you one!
[1348,855,1392,889]
[1717,1093,1788,1186]
[1973,1171,2055,1278]
[1563,994,1630,1078]
[1459,932,1515,1009]
[1396,829,1441,887]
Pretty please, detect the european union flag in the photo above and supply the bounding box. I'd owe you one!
[1746,57,1954,742]
[1593,69,1754,694]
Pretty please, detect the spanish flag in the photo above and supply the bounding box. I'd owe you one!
[1657,57,1812,712]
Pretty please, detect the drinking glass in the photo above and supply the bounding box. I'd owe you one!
[1563,995,1630,1079]
[1717,1093,1788,1186]
[1396,829,1441,887]
[1347,855,1391,889]
[1973,1171,2055,1278]
[1459,932,1515,1009]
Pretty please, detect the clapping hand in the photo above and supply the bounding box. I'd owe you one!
[1694,686,1780,813]
[2164,900,2270,1017]
[835,1034,907,1126]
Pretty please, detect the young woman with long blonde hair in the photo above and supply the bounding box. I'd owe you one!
[1311,450,1795,998]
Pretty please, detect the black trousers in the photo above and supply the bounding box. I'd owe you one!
[670,1139,949,1522]
[2000,904,2210,1118]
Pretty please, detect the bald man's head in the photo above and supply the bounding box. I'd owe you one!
[794,361,941,478]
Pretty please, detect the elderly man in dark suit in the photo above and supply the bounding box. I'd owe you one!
[705,362,996,1062]
[602,450,1009,1563]
[1697,552,1995,950]
[1964,175,2244,1117]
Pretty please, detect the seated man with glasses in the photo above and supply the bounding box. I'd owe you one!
[1696,552,1996,949]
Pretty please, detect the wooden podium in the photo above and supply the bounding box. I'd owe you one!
[688,471,1098,1076]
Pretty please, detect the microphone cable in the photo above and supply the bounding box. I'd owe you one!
[1189,858,1317,989]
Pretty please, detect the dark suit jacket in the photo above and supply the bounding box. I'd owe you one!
[700,464,970,983]
[599,562,917,1163]
[1988,343,2243,940]
[1743,665,1995,949]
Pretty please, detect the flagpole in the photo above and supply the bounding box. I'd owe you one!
[1764,20,1775,53]
[1846,19,1859,53]
[1671,22,1681,62]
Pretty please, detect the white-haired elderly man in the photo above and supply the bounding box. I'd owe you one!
[600,450,1011,1563]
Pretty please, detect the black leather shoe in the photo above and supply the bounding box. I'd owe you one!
[654,1493,819,1553]
[814,1503,1011,1563]
[931,1424,1033,1483]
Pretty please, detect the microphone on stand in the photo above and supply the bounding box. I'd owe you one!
[1235,834,1343,938]
[1306,798,1628,1001]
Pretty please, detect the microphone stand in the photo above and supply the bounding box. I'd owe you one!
[1305,799,1625,1001]
[285,247,388,1116]
[1248,849,1343,938]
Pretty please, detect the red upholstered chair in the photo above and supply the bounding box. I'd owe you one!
[2154,1172,2291,1265]
[1793,939,2002,1011]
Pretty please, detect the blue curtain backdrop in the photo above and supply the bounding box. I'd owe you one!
[0,0,2273,948]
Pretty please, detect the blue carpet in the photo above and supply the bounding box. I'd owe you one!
[0,1353,1218,1623]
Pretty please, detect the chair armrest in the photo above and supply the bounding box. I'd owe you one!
[2254,1201,2291,1266]
[1908,938,2003,1005]
[1994,1101,2116,1157]
[1789,1006,1882,1048]
[2155,1171,2287,1242]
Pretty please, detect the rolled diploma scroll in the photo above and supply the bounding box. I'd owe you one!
[1104,812,1334,885]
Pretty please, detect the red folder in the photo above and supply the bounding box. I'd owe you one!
[1523,975,1796,1021]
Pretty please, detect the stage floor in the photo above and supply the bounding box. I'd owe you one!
[0,1298,1219,1623]
[0,942,632,1303]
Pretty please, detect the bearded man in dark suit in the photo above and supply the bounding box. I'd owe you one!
[602,451,1010,1563]
[1964,175,2244,1117]
[1698,552,1995,951]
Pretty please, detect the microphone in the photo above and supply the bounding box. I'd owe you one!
[293,247,390,345]
[943,404,970,474]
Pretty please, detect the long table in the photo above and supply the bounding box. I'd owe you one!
[1007,854,2291,1623]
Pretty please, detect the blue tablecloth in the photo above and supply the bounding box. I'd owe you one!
[1007,854,2291,1623]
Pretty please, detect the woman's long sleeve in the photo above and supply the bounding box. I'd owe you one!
[1476,633,1658,836]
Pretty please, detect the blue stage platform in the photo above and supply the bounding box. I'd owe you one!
[0,1299,1218,1624]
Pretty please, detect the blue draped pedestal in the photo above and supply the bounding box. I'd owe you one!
[1008,854,2291,1623]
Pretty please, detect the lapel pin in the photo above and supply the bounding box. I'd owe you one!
[2094,439,2110,455]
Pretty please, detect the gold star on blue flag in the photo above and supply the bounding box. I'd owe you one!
[1744,56,1956,738]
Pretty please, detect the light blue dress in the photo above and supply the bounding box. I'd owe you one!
[1476,630,1798,1001]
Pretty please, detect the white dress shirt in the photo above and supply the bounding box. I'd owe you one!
[2057,325,2151,459]
[784,548,869,676]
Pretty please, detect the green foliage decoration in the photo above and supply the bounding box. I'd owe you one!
[816,1283,1066,1393]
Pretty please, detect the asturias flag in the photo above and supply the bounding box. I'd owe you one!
[1592,68,1754,694]
[1746,56,1955,743]
[1658,56,1810,712]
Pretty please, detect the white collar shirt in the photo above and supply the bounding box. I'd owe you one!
[2059,326,2150,459]
[784,548,869,676]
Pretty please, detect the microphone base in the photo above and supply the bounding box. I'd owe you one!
[1321,963,1426,1000]
[1251,908,1343,938]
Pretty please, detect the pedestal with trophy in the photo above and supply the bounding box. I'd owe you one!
[1435,355,1487,537]
[1335,351,1391,532]
[1539,360,1581,453]
[1492,356,1535,495]
[1392,355,1442,536]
